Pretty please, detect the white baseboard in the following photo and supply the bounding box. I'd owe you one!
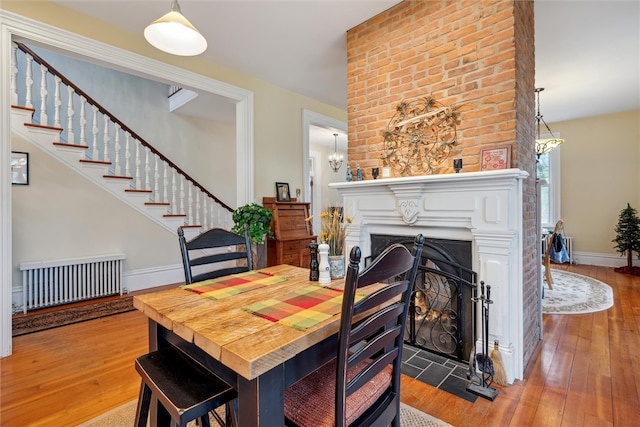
[571,251,640,268]
[121,264,185,293]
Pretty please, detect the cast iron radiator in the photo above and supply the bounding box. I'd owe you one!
[20,254,125,313]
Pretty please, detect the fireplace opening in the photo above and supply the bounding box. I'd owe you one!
[368,234,476,363]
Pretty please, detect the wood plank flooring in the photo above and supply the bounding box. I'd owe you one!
[1,264,639,426]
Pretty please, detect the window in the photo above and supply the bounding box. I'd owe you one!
[537,141,561,230]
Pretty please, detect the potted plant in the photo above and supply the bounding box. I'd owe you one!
[231,203,274,269]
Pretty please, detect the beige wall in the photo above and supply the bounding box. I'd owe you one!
[1,0,347,202]
[552,110,640,257]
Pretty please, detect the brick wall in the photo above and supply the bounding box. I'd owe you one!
[346,0,540,372]
[513,0,540,367]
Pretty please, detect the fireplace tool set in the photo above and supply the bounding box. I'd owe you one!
[466,281,499,400]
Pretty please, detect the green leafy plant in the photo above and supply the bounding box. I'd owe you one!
[231,203,273,244]
[612,203,640,276]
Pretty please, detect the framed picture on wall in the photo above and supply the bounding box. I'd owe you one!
[276,182,291,202]
[11,151,29,185]
[480,145,511,171]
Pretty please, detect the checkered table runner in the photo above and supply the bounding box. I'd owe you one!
[243,285,364,331]
[181,271,287,300]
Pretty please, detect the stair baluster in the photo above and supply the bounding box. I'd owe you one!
[25,54,33,109]
[114,124,121,176]
[125,134,131,178]
[11,44,18,105]
[66,85,74,144]
[39,64,48,126]
[53,75,61,128]
[91,105,98,160]
[79,97,87,147]
[102,115,110,163]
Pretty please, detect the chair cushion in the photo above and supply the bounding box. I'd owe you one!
[284,359,392,426]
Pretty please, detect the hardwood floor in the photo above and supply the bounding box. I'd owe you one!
[1,264,639,426]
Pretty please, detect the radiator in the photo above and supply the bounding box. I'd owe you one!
[541,235,573,264]
[20,254,126,313]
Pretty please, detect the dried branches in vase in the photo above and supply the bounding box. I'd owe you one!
[308,208,352,256]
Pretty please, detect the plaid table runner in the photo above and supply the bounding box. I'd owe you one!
[243,285,364,331]
[181,271,287,300]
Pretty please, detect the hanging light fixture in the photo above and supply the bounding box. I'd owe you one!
[535,87,564,158]
[144,0,207,56]
[328,133,344,173]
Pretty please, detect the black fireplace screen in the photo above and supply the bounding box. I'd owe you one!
[368,235,477,363]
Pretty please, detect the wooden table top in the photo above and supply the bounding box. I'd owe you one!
[133,265,384,381]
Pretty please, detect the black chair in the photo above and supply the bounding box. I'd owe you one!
[178,225,253,284]
[134,346,237,427]
[133,226,252,427]
[284,234,424,427]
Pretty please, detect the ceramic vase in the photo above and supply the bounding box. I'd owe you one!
[328,255,345,279]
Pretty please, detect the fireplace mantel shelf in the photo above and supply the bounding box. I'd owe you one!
[329,168,529,190]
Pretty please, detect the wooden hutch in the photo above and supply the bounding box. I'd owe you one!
[263,197,316,268]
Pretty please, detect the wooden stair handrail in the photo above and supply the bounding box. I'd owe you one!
[15,42,233,213]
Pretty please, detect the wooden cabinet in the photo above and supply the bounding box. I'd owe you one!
[263,197,316,268]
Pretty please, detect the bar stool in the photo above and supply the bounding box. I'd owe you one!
[134,345,237,427]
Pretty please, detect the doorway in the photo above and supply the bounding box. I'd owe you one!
[303,110,347,236]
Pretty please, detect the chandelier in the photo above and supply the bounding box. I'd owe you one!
[144,0,207,56]
[328,133,344,173]
[535,88,564,158]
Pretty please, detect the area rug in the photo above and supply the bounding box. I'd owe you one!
[542,269,614,314]
[78,400,453,427]
[12,295,134,336]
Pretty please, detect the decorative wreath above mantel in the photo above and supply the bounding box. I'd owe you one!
[381,96,465,176]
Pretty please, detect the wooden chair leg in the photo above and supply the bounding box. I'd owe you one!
[227,402,237,426]
[134,382,151,427]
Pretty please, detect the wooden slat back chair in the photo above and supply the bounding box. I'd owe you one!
[178,225,252,284]
[133,226,252,427]
[285,234,425,427]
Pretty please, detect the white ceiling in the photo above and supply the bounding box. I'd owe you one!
[53,0,639,129]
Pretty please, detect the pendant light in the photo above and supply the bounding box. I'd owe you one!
[535,88,564,158]
[144,0,207,56]
[328,133,344,173]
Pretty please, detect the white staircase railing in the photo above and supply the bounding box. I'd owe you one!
[11,42,233,232]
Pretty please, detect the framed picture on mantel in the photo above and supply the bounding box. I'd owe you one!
[480,145,511,171]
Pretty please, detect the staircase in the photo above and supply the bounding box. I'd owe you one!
[10,42,233,235]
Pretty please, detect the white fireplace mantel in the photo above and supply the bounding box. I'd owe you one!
[330,168,529,383]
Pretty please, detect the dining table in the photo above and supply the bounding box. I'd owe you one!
[133,264,386,427]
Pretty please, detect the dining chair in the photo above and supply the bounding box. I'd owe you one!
[133,226,250,427]
[178,225,253,284]
[284,234,425,427]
